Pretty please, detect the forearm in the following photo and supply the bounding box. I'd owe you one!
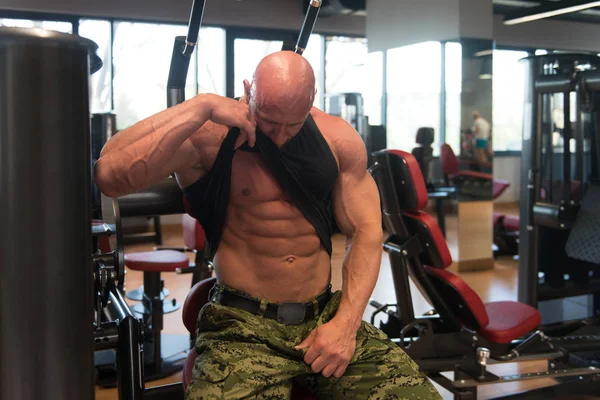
[95,94,213,196]
[335,224,383,331]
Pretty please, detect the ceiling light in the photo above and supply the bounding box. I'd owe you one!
[504,0,600,25]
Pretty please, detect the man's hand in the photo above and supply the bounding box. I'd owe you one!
[295,318,358,379]
[206,94,256,148]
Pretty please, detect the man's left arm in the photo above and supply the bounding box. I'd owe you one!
[331,128,383,332]
[296,121,383,378]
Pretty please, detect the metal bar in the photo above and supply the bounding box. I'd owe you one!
[592,110,600,180]
[519,53,543,307]
[452,366,599,388]
[388,252,416,325]
[544,94,554,203]
[580,70,600,92]
[117,315,144,400]
[294,0,322,55]
[564,92,572,203]
[382,50,388,128]
[535,74,572,94]
[183,0,206,57]
[575,104,585,192]
[144,383,184,399]
[94,323,120,351]
[116,178,185,218]
[440,43,446,146]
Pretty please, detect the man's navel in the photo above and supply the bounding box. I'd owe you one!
[286,256,296,264]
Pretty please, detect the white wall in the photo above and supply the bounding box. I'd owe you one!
[366,0,460,53]
[459,0,493,39]
[493,156,520,203]
[1,0,366,36]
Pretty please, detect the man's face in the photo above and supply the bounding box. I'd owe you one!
[252,104,308,146]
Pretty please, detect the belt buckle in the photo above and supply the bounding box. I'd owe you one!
[277,302,306,325]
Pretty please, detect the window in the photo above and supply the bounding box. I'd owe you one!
[79,19,112,113]
[302,34,324,110]
[112,22,197,129]
[233,39,283,97]
[197,28,226,96]
[364,51,383,126]
[386,41,442,153]
[492,50,529,151]
[325,36,368,94]
[0,18,72,33]
[445,42,462,151]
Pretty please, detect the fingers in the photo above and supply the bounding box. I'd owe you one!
[321,363,338,378]
[310,355,328,374]
[333,364,347,379]
[234,133,246,150]
[295,329,317,351]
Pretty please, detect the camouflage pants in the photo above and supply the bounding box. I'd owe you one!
[186,285,441,399]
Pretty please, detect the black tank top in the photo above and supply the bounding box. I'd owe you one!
[183,114,339,259]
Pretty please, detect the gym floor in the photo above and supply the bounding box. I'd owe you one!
[95,203,599,400]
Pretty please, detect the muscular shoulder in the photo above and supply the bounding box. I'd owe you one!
[311,108,367,174]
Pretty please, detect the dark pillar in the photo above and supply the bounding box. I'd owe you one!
[0,27,97,400]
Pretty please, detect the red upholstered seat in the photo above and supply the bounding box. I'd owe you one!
[182,277,216,333]
[385,149,429,210]
[493,212,505,227]
[404,211,452,269]
[183,349,195,389]
[425,266,490,330]
[125,250,190,272]
[481,301,541,344]
[493,179,510,199]
[502,215,519,232]
[182,213,206,251]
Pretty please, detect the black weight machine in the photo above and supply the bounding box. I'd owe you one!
[518,53,600,329]
[367,149,600,399]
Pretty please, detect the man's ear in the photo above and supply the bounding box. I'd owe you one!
[243,79,252,99]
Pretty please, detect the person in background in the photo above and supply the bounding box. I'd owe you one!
[471,110,491,164]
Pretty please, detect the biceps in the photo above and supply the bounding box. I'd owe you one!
[333,171,382,239]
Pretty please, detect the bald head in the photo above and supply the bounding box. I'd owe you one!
[245,51,316,116]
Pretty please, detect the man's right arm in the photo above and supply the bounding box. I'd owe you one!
[94,94,255,198]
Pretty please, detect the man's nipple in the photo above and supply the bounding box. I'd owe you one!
[242,188,251,196]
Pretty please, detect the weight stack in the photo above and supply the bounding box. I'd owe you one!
[0,27,100,400]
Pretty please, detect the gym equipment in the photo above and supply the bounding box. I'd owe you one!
[519,53,600,325]
[294,0,321,55]
[325,92,367,138]
[0,27,101,400]
[368,149,600,399]
[96,180,210,386]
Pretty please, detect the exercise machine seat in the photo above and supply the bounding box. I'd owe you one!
[378,149,542,343]
[125,250,190,272]
[440,143,494,181]
[404,210,541,343]
[502,215,519,232]
[182,213,206,251]
[181,277,318,399]
[481,301,541,344]
[493,212,504,227]
[492,179,510,199]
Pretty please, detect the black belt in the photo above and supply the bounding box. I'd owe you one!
[213,285,332,325]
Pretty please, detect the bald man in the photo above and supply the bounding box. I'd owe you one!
[95,51,440,399]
